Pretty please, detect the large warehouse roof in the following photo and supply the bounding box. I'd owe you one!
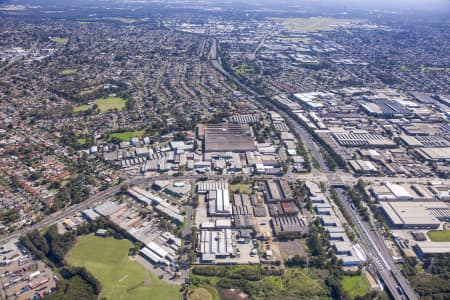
[415,242,450,255]
[380,201,445,228]
[416,147,450,161]
[204,123,256,152]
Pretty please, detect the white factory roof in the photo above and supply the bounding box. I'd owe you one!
[140,247,161,263]
[200,229,234,257]
[197,180,228,193]
[94,201,124,216]
[380,201,443,226]
[416,242,450,254]
[384,182,412,200]
[215,219,232,228]
[147,241,168,258]
[215,189,231,213]
[83,208,100,221]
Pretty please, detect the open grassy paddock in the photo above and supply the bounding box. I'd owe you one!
[74,96,126,112]
[273,17,354,33]
[190,267,329,299]
[66,235,180,300]
[76,138,87,145]
[61,69,77,75]
[342,274,370,299]
[51,37,69,44]
[188,287,214,300]
[109,130,145,142]
[229,183,253,194]
[427,230,450,242]
[96,97,126,111]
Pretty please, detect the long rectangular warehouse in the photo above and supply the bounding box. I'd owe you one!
[380,201,445,229]
[204,123,256,152]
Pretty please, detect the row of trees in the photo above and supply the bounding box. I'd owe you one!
[403,254,450,298]
[346,186,370,222]
[51,175,91,212]
[20,225,76,265]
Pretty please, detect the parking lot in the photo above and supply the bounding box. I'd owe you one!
[0,239,56,300]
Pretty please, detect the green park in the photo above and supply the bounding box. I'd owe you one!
[66,235,180,300]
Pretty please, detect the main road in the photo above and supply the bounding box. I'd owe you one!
[0,172,326,244]
[334,188,418,300]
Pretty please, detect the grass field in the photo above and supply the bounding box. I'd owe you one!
[188,287,214,300]
[342,275,370,299]
[229,183,252,194]
[74,96,126,112]
[400,65,449,72]
[61,69,77,75]
[236,64,254,75]
[427,230,450,242]
[73,104,92,112]
[109,130,145,142]
[96,97,126,111]
[66,235,180,300]
[421,66,450,72]
[51,37,69,44]
[273,17,353,33]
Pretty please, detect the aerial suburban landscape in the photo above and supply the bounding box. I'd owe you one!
[0,0,449,299]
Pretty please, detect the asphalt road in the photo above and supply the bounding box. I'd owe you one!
[334,188,418,300]
[0,183,123,244]
[0,173,288,244]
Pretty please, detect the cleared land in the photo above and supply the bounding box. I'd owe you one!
[427,230,450,242]
[74,96,126,112]
[273,17,353,33]
[51,37,69,44]
[66,235,180,300]
[110,130,145,142]
[61,69,77,75]
[342,274,370,299]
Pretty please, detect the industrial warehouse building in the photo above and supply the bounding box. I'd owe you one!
[414,242,450,256]
[199,229,235,262]
[379,201,449,229]
[415,147,450,162]
[201,123,256,153]
[332,132,396,148]
[361,100,412,118]
[197,180,228,194]
[208,189,232,216]
[370,182,435,201]
[264,179,293,202]
[127,186,184,223]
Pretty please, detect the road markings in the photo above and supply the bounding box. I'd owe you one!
[118,274,129,282]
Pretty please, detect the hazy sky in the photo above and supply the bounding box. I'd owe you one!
[320,0,449,11]
[240,0,449,13]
